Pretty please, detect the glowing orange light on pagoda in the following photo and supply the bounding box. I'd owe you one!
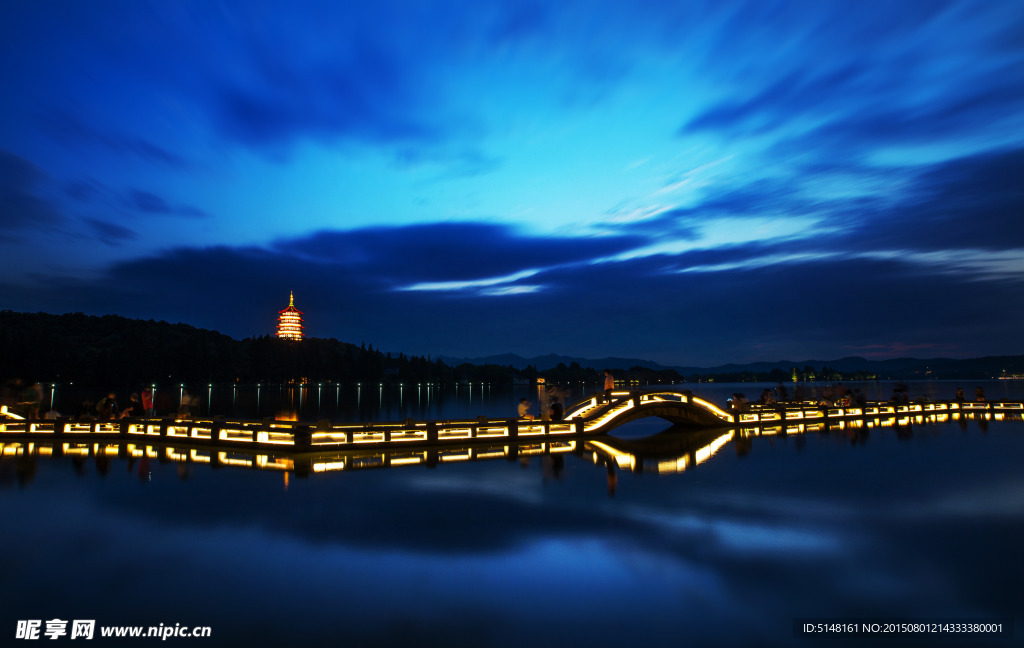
[277,291,304,340]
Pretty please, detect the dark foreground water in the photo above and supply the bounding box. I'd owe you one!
[2,383,1022,646]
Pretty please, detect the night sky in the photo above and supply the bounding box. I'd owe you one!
[1,0,1022,366]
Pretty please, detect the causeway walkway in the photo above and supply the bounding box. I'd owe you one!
[1,388,1021,455]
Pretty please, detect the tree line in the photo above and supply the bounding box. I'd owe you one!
[0,311,682,389]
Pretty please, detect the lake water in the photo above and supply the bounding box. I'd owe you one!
[2,380,1022,646]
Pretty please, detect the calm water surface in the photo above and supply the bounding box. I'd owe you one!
[2,380,1022,646]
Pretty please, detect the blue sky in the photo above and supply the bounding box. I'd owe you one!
[1,0,1022,366]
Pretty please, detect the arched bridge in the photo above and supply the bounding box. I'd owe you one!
[562,389,734,433]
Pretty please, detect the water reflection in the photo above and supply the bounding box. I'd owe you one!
[2,413,1022,646]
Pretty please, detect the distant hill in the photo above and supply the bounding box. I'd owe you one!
[438,353,674,372]
[439,352,1024,380]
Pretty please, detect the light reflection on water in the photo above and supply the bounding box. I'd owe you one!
[1,405,1022,645]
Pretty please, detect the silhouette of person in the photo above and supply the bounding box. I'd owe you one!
[549,397,563,421]
[603,369,614,402]
[96,392,118,419]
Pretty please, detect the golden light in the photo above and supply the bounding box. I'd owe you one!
[276,291,304,340]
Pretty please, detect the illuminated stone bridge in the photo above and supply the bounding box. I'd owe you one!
[1,389,1021,456]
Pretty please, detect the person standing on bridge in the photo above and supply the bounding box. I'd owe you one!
[603,369,615,402]
[141,386,154,417]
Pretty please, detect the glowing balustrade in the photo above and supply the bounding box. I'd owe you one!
[190,427,213,440]
[476,426,508,438]
[220,428,254,443]
[352,431,387,444]
[690,396,732,421]
[583,400,635,432]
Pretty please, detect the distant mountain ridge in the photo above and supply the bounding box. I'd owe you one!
[438,352,1024,379]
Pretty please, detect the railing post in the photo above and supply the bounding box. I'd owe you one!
[574,418,585,435]
[508,419,519,440]
[427,421,438,443]
[211,415,224,445]
[293,426,312,451]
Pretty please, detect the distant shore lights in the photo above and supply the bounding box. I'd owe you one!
[276,292,304,340]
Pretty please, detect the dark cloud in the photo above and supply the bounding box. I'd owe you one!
[273,223,649,285]
[846,147,1024,252]
[82,217,137,246]
[8,221,1023,365]
[0,149,65,231]
[771,79,1024,160]
[127,189,209,218]
[685,63,865,136]
[39,110,190,169]
[654,146,1024,259]
[658,178,823,221]
[213,39,435,151]
[64,181,96,203]
[681,2,1024,160]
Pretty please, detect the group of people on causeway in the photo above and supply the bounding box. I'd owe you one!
[0,381,182,421]
[75,387,158,421]
[728,383,990,412]
[518,369,616,421]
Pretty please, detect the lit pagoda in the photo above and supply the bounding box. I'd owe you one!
[276,291,304,340]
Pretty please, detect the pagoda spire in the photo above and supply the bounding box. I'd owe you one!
[276,292,304,340]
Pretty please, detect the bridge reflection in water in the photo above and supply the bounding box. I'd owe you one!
[2,406,1018,483]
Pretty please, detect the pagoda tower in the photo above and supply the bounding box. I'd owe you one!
[276,291,304,340]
